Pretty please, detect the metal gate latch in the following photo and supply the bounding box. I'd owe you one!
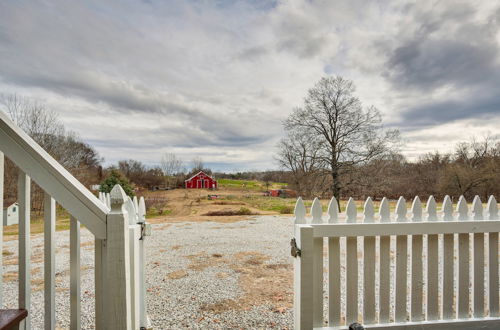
[139,222,152,240]
[290,238,301,258]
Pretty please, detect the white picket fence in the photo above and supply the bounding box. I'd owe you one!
[293,195,500,329]
[98,191,152,329]
[0,110,151,329]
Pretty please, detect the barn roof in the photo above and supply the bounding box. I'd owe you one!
[184,170,216,182]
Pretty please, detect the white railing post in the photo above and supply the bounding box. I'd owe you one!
[105,185,132,330]
[138,197,152,329]
[125,197,140,329]
[70,216,81,330]
[44,193,56,330]
[294,224,314,329]
[18,171,31,330]
[95,238,106,330]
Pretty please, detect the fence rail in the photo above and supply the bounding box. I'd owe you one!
[0,111,151,329]
[293,195,500,329]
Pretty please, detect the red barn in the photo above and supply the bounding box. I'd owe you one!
[185,171,218,189]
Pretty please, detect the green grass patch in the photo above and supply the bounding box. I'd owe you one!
[217,179,287,191]
[240,196,296,212]
[4,217,71,236]
[146,207,172,218]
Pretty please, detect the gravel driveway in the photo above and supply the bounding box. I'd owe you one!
[2,215,294,329]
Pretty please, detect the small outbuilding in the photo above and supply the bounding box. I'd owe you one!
[185,171,217,189]
[3,202,19,226]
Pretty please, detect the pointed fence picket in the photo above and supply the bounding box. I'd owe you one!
[378,197,391,324]
[327,197,341,327]
[363,197,376,324]
[293,195,500,329]
[442,195,454,320]
[410,196,423,322]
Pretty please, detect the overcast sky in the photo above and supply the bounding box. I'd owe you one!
[1,0,499,171]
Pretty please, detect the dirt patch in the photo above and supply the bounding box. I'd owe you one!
[5,250,44,266]
[2,250,13,256]
[32,278,45,291]
[55,265,92,278]
[171,245,182,250]
[167,270,188,279]
[140,187,278,224]
[186,252,226,271]
[149,215,258,224]
[31,266,42,275]
[4,271,18,282]
[4,257,18,266]
[188,251,293,314]
[203,207,257,217]
[211,201,246,206]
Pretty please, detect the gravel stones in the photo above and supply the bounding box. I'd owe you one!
[2,215,294,329]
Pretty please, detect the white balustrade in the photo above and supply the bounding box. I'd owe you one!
[0,110,150,330]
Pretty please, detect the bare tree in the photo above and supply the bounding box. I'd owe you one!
[161,153,184,176]
[282,76,399,201]
[276,128,324,196]
[1,94,64,139]
[0,94,102,212]
[191,156,204,173]
[440,136,498,198]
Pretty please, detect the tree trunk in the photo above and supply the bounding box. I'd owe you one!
[331,166,341,212]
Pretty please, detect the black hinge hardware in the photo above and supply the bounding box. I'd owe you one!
[139,222,152,240]
[290,238,301,258]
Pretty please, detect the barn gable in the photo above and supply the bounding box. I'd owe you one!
[184,171,217,189]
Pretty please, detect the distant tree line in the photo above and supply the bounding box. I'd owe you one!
[278,137,500,201]
[346,137,500,201]
[1,94,102,214]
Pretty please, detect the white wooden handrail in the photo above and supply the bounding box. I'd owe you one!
[0,111,107,238]
[0,111,151,329]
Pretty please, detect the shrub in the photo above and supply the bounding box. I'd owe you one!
[279,205,294,214]
[203,207,256,216]
[238,207,252,215]
[99,169,135,197]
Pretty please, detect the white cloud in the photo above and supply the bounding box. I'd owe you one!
[0,0,499,171]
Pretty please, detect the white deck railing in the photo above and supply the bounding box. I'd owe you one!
[0,111,151,329]
[293,195,500,329]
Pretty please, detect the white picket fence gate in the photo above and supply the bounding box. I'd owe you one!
[0,110,151,329]
[97,191,152,329]
[293,195,500,329]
